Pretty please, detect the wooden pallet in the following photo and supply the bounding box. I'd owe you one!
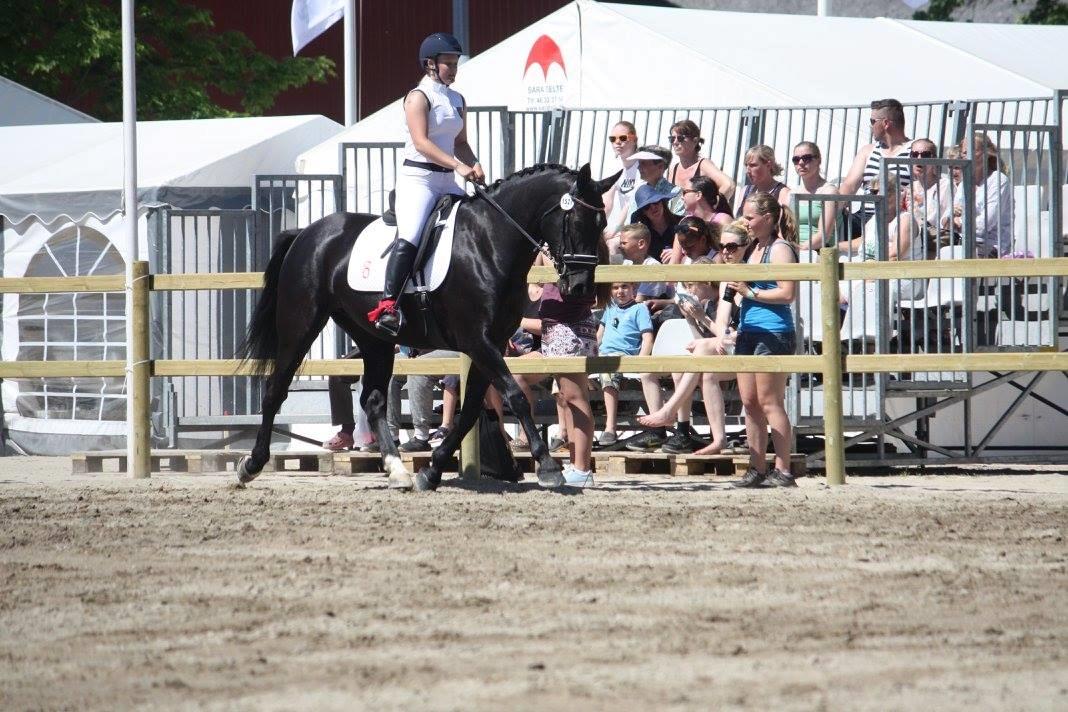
[71,449,332,476]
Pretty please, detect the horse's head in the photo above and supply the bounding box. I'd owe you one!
[545,164,621,298]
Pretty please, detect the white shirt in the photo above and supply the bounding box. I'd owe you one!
[606,159,640,233]
[624,255,670,300]
[402,76,465,165]
[944,171,1014,257]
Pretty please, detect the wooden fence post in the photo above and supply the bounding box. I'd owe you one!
[129,260,152,479]
[819,248,846,485]
[458,354,480,480]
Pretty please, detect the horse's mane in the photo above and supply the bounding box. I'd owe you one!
[484,163,576,195]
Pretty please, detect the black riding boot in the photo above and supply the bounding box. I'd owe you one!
[369,240,419,336]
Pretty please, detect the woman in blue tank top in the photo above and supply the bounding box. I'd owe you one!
[716,191,799,488]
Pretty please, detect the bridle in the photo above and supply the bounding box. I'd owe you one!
[473,183,601,281]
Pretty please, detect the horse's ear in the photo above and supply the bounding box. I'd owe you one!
[592,170,623,196]
[576,163,593,188]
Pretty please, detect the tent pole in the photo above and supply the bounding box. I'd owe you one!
[343,0,357,126]
[122,0,149,478]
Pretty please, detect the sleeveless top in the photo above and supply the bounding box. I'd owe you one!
[672,159,733,214]
[606,160,640,232]
[539,282,595,324]
[738,238,796,333]
[856,140,913,221]
[401,76,465,165]
[736,181,787,217]
[795,201,822,249]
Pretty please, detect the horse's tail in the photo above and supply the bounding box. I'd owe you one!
[239,229,302,376]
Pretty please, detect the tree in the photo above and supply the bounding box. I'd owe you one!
[912,0,1068,23]
[1015,0,1068,24]
[0,0,335,120]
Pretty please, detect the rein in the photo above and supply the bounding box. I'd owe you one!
[472,183,600,279]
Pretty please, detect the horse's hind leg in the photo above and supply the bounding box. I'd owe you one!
[356,338,413,491]
[239,314,328,483]
[414,365,490,491]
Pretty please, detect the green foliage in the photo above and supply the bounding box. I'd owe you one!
[914,0,1067,24]
[0,0,335,120]
[912,0,966,21]
[1015,0,1068,24]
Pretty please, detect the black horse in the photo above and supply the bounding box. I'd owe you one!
[239,163,618,491]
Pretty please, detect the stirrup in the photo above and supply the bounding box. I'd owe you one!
[369,299,402,335]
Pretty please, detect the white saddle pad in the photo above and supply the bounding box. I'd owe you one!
[346,202,460,293]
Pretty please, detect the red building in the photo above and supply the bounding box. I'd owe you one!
[189,0,569,123]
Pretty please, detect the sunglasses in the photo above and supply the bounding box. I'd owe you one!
[720,242,747,252]
[680,188,699,195]
[909,150,936,158]
[608,134,633,144]
[668,134,693,143]
[791,153,817,165]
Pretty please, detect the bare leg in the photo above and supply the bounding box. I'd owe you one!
[557,373,594,472]
[441,386,458,429]
[672,372,694,423]
[756,371,792,473]
[602,385,619,434]
[693,374,727,454]
[639,371,664,420]
[638,370,702,427]
[737,371,768,473]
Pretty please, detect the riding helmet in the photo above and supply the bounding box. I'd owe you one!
[419,32,463,68]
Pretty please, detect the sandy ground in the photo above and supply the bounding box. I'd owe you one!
[0,456,1066,711]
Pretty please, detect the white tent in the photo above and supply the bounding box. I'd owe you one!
[0,115,341,454]
[0,76,98,127]
[297,0,1067,175]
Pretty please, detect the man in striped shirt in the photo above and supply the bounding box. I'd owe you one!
[839,98,914,236]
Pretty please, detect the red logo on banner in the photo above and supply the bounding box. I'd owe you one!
[524,35,566,79]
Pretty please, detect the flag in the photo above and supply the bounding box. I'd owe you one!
[291,0,345,56]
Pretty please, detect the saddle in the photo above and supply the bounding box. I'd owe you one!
[381,189,457,290]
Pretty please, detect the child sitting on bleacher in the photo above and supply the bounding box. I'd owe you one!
[593,280,654,446]
[619,222,672,317]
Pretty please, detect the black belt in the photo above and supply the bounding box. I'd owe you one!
[403,159,452,173]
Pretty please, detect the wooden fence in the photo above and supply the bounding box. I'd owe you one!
[2,250,1067,484]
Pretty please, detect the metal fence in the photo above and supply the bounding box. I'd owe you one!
[152,208,263,433]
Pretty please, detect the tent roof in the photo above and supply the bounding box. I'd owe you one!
[0,76,98,127]
[297,0,1066,175]
[0,114,342,226]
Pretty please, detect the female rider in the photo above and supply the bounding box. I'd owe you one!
[369,32,485,335]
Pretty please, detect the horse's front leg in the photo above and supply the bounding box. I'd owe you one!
[465,345,565,489]
[414,365,489,491]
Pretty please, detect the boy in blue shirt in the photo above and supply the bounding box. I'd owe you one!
[593,281,655,446]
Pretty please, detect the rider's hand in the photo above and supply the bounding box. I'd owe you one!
[470,163,486,185]
[454,162,475,181]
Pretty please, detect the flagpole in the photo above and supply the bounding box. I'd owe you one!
[343,0,356,126]
[817,0,833,16]
[121,0,148,477]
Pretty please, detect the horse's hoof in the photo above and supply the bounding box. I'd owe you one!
[537,467,565,489]
[237,456,260,484]
[385,455,413,491]
[414,466,440,492]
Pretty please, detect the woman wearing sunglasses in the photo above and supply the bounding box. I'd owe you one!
[790,141,841,251]
[603,121,640,238]
[637,220,751,455]
[667,119,736,206]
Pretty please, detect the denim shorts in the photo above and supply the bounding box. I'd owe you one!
[735,330,796,356]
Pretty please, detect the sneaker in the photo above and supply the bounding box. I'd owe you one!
[562,466,594,487]
[731,467,767,489]
[428,426,450,446]
[399,437,431,453]
[626,430,666,452]
[322,431,354,452]
[597,431,618,446]
[661,431,697,454]
[765,468,797,488]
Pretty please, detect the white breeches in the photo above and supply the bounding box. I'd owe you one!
[395,167,464,246]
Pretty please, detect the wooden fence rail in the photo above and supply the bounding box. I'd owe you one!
[2,250,1066,484]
